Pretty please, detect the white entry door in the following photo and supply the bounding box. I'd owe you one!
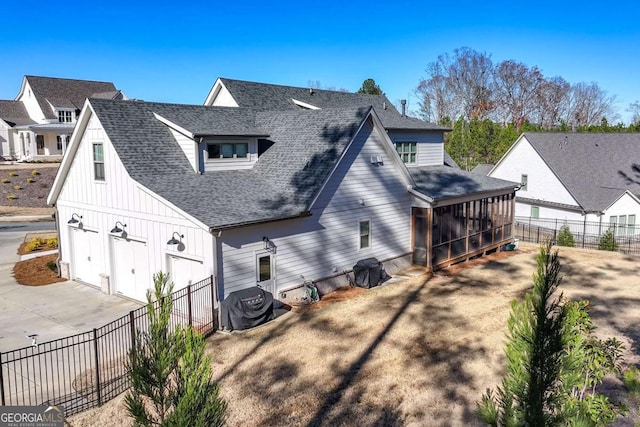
[256,252,274,295]
[70,228,101,287]
[168,255,206,292]
[112,237,150,302]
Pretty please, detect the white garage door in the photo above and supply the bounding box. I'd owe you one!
[169,255,206,292]
[70,227,101,287]
[112,237,150,302]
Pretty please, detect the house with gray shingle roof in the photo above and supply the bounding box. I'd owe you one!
[489,132,640,230]
[0,75,125,160]
[48,78,517,312]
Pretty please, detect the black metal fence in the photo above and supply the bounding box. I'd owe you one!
[514,216,640,254]
[0,276,216,416]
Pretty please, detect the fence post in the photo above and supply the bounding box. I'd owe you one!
[129,310,136,349]
[210,275,217,331]
[582,219,587,248]
[0,351,5,406]
[187,284,193,326]
[93,328,102,407]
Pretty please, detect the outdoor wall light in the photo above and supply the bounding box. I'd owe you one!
[110,221,127,238]
[68,213,83,228]
[167,232,185,251]
[263,236,276,253]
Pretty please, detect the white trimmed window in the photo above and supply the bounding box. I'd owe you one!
[521,174,528,191]
[58,110,73,123]
[531,206,539,219]
[93,143,105,181]
[359,220,371,249]
[395,142,416,164]
[207,142,248,159]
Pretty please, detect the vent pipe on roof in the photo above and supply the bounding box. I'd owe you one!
[383,101,386,110]
[401,99,407,117]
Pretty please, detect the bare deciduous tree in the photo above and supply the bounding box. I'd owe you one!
[493,60,544,129]
[566,82,617,128]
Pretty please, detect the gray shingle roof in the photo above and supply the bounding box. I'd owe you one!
[523,132,640,212]
[410,166,518,202]
[217,78,448,131]
[0,100,35,126]
[25,76,118,119]
[471,164,494,176]
[88,98,368,229]
[154,104,266,137]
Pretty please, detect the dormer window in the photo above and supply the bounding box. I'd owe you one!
[207,142,248,159]
[395,142,417,164]
[58,110,73,123]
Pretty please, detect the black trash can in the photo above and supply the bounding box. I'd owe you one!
[220,287,274,331]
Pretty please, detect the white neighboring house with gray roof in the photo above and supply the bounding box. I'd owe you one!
[48,79,517,309]
[0,75,125,160]
[489,132,640,231]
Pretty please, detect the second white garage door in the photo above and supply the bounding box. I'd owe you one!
[112,237,150,302]
[168,255,206,292]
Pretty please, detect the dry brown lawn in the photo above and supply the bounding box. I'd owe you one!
[69,243,640,426]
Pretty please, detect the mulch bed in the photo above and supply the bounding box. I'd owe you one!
[13,253,66,286]
[0,165,58,208]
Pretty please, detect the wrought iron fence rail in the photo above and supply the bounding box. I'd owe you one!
[0,276,216,416]
[514,216,640,255]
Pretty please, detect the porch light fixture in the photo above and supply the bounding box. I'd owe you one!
[262,236,276,254]
[167,232,185,251]
[110,221,127,238]
[68,213,83,228]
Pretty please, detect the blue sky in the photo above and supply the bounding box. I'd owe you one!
[2,0,639,122]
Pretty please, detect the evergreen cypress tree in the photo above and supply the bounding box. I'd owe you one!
[125,272,227,426]
[478,242,624,426]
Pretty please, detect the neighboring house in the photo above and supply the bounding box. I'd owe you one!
[0,75,125,160]
[471,164,494,176]
[48,78,518,305]
[489,132,640,232]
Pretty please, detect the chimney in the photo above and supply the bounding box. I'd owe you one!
[401,99,407,117]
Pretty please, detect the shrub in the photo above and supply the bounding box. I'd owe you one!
[26,177,35,183]
[25,237,44,252]
[1,178,9,183]
[31,169,40,176]
[623,366,640,395]
[598,230,619,251]
[13,185,22,190]
[9,171,17,177]
[6,194,17,200]
[46,237,58,249]
[556,225,575,247]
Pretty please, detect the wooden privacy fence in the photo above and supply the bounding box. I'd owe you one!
[0,276,216,416]
[514,216,640,255]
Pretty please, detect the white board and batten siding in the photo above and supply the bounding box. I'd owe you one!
[56,112,214,302]
[388,130,444,167]
[218,118,413,298]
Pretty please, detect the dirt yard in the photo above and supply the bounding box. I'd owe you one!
[69,243,640,426]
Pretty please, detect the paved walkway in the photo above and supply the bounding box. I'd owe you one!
[0,230,142,352]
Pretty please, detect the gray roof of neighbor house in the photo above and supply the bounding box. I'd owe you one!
[471,163,494,176]
[216,78,449,132]
[24,76,120,120]
[523,132,640,213]
[89,98,370,229]
[0,100,35,126]
[410,166,517,202]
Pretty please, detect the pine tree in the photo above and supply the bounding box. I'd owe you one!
[556,225,576,247]
[478,242,625,426]
[125,272,227,426]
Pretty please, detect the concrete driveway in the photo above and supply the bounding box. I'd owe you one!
[0,230,142,352]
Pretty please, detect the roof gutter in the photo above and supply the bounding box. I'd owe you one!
[407,187,434,204]
[209,210,312,235]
